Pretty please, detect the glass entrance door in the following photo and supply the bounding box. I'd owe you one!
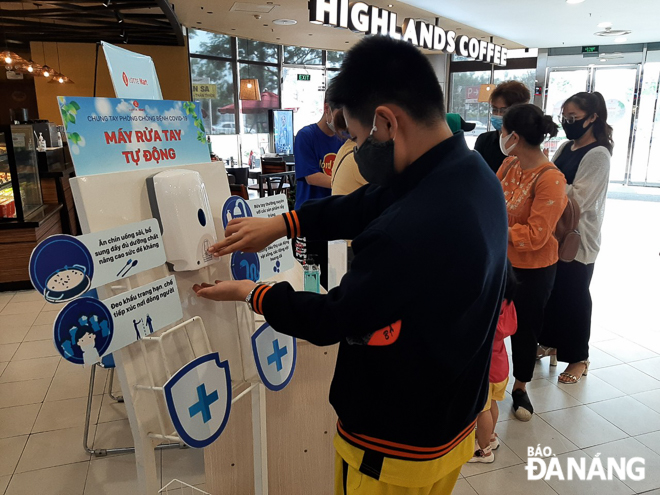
[544,65,641,183]
[592,66,639,182]
[630,62,660,185]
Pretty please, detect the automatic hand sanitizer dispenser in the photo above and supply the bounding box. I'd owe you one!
[146,169,217,271]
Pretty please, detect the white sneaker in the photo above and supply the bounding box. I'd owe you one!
[490,435,500,450]
[468,447,495,463]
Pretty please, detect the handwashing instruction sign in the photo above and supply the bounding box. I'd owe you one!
[222,194,294,281]
[54,276,183,366]
[57,96,210,177]
[30,219,165,303]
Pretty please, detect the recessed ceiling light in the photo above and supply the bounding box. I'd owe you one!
[615,36,628,43]
[598,21,612,28]
[273,19,297,26]
[566,0,585,4]
[388,4,393,6]
[600,58,607,62]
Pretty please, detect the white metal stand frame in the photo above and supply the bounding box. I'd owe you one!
[133,316,269,495]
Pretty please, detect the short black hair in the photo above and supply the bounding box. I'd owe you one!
[503,104,558,146]
[490,81,531,107]
[327,36,445,128]
[74,325,94,344]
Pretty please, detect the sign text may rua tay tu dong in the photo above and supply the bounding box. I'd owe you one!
[309,0,509,67]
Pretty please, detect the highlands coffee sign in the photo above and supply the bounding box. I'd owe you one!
[309,0,509,66]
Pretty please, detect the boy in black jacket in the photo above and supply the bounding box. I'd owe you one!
[194,36,508,495]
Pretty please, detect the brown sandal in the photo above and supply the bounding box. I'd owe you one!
[558,360,590,384]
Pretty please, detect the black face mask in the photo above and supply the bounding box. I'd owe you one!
[563,117,594,141]
[353,115,397,187]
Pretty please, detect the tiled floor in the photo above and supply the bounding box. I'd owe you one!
[0,184,659,494]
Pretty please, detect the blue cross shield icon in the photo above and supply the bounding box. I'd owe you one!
[163,353,232,448]
[251,322,297,391]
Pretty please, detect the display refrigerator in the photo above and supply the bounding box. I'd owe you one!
[0,124,44,222]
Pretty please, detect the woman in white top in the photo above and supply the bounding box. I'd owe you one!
[538,91,613,384]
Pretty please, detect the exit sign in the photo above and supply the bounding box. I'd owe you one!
[297,74,311,81]
[582,46,599,53]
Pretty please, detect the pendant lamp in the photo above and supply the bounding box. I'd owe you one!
[239,79,261,101]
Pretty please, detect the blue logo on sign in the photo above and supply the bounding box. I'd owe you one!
[30,235,94,303]
[251,322,297,392]
[230,251,260,282]
[189,384,219,424]
[54,297,113,366]
[163,353,232,449]
[267,339,288,372]
[221,196,252,229]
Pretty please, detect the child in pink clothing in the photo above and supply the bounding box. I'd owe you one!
[469,266,518,463]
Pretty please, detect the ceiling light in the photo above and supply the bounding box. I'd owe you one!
[116,12,124,23]
[103,0,112,6]
[273,19,297,26]
[27,64,34,73]
[42,65,51,78]
[388,4,393,7]
[615,37,628,43]
[597,21,612,28]
[595,27,632,36]
[4,55,11,64]
[566,0,585,4]
[58,76,64,83]
[600,58,607,62]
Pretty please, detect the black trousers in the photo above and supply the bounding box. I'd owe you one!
[539,261,595,364]
[511,264,557,383]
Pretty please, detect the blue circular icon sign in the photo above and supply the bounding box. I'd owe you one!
[54,297,114,366]
[222,197,252,230]
[30,235,94,303]
[230,251,260,282]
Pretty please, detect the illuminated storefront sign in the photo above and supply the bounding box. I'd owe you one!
[309,0,509,66]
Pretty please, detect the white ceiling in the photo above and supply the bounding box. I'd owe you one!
[172,0,524,52]
[400,0,660,48]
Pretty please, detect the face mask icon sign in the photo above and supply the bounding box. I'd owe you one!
[54,297,114,366]
[251,322,297,391]
[163,353,232,448]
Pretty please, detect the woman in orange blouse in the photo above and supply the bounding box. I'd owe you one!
[496,104,567,422]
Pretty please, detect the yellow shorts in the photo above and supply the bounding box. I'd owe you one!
[334,451,462,495]
[482,378,509,412]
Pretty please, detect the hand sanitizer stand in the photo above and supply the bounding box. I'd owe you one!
[71,163,338,494]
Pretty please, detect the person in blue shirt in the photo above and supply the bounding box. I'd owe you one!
[293,94,344,288]
[294,96,344,209]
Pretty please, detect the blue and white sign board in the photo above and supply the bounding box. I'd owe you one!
[222,194,294,281]
[251,322,297,391]
[57,96,210,177]
[30,219,165,303]
[163,353,232,448]
[53,276,183,366]
[102,42,163,100]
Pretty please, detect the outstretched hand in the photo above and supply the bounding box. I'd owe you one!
[207,216,287,257]
[192,279,256,302]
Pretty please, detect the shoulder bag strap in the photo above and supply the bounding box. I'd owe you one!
[531,164,559,197]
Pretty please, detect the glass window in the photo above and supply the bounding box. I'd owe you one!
[190,58,235,135]
[284,46,323,65]
[493,68,536,103]
[630,62,660,184]
[449,71,491,149]
[327,70,340,84]
[239,63,280,134]
[327,50,343,68]
[282,67,326,134]
[188,29,232,58]
[238,38,279,64]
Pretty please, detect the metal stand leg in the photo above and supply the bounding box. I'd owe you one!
[84,364,134,457]
[107,368,124,402]
[251,383,268,495]
[84,364,184,457]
